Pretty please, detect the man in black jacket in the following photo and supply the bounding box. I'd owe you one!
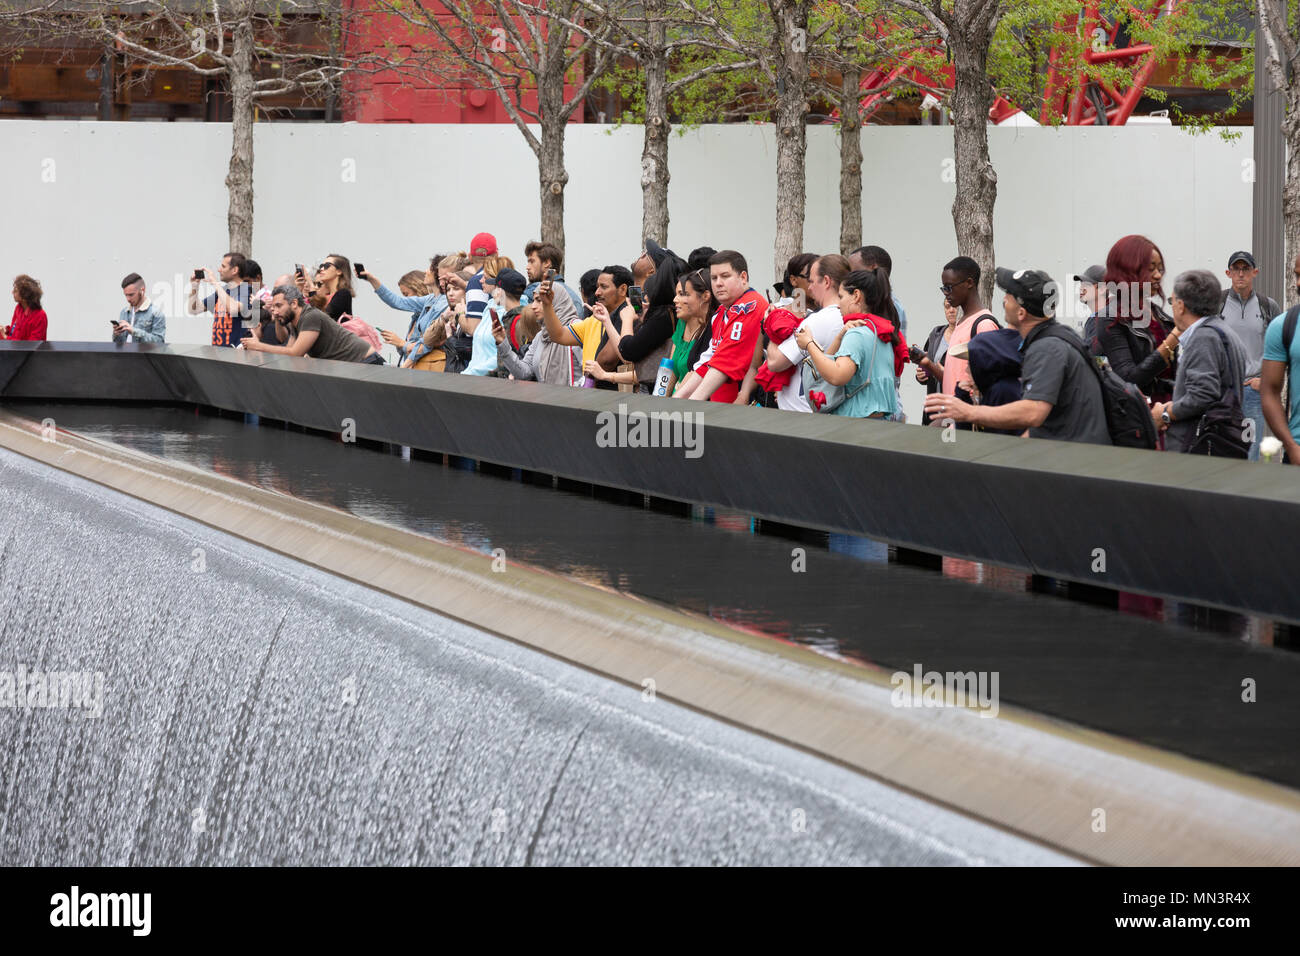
[1220,251,1281,460]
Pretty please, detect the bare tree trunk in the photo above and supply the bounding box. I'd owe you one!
[98,46,114,121]
[225,14,255,256]
[641,10,670,246]
[537,78,568,250]
[1285,92,1300,306]
[838,59,862,255]
[772,0,810,285]
[947,32,997,308]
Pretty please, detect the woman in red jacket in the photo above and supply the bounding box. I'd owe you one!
[4,275,48,340]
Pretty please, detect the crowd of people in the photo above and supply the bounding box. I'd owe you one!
[7,231,1300,462]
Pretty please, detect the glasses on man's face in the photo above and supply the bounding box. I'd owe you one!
[1228,265,1254,274]
[940,283,956,294]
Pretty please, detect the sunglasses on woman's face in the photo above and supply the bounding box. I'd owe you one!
[317,263,334,273]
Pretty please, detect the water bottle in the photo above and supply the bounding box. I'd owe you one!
[653,358,676,397]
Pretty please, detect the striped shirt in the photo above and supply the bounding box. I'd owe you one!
[465,270,490,324]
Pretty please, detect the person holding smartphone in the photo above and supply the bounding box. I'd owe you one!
[542,265,633,389]
[917,298,959,425]
[484,268,529,372]
[112,273,166,343]
[459,257,515,375]
[240,284,381,364]
[295,254,354,320]
[405,258,473,370]
[495,268,583,385]
[187,252,250,347]
[359,258,448,363]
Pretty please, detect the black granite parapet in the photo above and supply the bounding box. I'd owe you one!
[5,341,1297,623]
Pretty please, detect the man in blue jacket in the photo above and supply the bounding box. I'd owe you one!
[113,273,166,343]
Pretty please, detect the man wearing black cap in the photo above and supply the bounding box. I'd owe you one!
[486,267,531,367]
[923,268,1109,445]
[1075,264,1106,349]
[1221,251,1280,460]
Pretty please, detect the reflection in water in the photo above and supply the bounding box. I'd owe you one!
[23,401,1279,651]
[14,401,1300,789]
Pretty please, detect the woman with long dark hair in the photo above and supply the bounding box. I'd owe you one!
[668,269,718,397]
[609,252,685,392]
[298,253,354,321]
[1094,234,1178,402]
[796,268,907,419]
[4,274,47,341]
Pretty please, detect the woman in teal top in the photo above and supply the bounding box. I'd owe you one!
[669,269,715,385]
[796,268,904,419]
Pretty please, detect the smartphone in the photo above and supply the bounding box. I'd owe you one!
[295,264,306,278]
[629,286,644,313]
[543,267,556,282]
[109,320,121,326]
[908,344,926,364]
[193,268,204,281]
[354,263,366,277]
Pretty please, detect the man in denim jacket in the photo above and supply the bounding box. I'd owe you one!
[113,273,166,343]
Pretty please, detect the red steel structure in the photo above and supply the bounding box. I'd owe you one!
[853,1,1180,126]
[1041,1,1179,125]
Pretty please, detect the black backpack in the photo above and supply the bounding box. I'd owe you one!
[1026,321,1158,450]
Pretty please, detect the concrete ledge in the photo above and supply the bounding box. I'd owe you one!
[3,409,1299,866]
[4,342,1300,623]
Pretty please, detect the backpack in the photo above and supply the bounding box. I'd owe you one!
[801,324,880,414]
[952,314,1001,410]
[1026,321,1158,449]
[1181,324,1250,458]
[1221,288,1281,330]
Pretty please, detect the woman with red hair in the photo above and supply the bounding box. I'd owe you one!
[1092,235,1177,402]
[3,275,48,341]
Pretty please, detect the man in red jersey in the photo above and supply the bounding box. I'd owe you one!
[676,250,766,403]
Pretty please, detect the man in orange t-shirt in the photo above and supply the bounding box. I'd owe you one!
[939,256,1000,410]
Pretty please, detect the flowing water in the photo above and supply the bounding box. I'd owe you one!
[9,402,1297,791]
[0,444,1071,865]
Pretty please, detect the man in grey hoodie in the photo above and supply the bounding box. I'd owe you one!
[1220,251,1281,459]
[495,275,582,386]
[1152,269,1248,454]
